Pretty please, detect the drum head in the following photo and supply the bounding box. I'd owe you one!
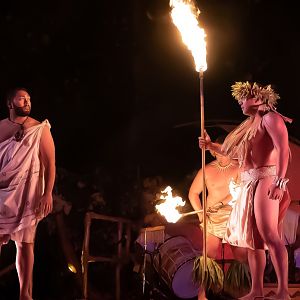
[153,236,200,299]
[172,259,199,299]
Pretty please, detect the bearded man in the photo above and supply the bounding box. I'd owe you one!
[0,87,56,300]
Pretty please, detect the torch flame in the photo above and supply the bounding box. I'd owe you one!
[170,0,207,72]
[155,186,185,223]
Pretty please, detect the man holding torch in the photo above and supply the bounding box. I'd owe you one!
[199,82,292,300]
[189,135,246,260]
[189,135,248,299]
[168,1,291,299]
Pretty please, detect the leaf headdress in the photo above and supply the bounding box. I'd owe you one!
[231,81,280,107]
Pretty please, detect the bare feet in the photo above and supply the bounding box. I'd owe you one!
[239,290,291,300]
[264,292,291,300]
[238,294,264,300]
[263,296,292,300]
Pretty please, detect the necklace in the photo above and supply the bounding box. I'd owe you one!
[8,116,29,142]
[212,160,234,172]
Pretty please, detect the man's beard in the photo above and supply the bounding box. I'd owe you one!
[12,104,31,116]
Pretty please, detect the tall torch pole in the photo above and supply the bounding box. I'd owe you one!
[199,70,207,266]
[170,0,208,267]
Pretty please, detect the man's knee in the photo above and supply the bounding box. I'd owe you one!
[258,224,280,243]
[262,233,284,250]
[15,241,34,255]
[231,247,248,263]
[207,238,222,259]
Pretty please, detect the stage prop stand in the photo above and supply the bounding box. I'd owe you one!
[142,230,147,294]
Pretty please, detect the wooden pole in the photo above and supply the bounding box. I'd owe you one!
[199,70,207,268]
[82,213,91,299]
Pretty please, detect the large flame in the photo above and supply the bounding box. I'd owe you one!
[155,186,185,223]
[170,0,207,72]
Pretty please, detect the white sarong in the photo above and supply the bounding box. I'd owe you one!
[224,166,290,250]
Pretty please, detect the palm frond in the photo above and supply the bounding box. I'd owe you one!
[224,260,251,293]
[193,256,224,294]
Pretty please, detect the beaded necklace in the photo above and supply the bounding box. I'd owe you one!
[212,160,234,172]
[8,116,29,141]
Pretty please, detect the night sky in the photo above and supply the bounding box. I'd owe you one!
[0,0,299,179]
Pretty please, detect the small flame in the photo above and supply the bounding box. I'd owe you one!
[68,263,77,273]
[155,186,185,223]
[170,0,207,72]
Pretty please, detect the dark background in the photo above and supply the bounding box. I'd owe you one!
[0,0,299,179]
[0,1,300,299]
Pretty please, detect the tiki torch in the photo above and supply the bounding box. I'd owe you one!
[169,0,208,264]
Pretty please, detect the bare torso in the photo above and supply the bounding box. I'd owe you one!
[205,162,238,207]
[243,119,275,170]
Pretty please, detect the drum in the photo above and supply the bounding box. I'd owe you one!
[153,236,201,299]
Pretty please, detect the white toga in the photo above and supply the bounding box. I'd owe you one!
[0,120,50,234]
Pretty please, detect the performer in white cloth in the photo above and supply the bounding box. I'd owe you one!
[199,82,292,300]
[0,87,55,300]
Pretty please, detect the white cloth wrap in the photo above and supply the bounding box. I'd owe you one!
[0,120,50,234]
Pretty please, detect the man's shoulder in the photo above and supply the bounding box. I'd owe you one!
[0,118,9,129]
[29,117,41,125]
[261,111,285,127]
[207,161,216,169]
[27,118,51,129]
[262,110,279,119]
[206,161,220,175]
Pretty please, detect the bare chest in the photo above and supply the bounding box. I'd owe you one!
[0,122,25,143]
[207,168,238,189]
[246,126,275,166]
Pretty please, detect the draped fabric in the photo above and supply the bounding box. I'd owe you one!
[221,116,260,167]
[224,166,290,250]
[201,202,232,239]
[0,120,50,234]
